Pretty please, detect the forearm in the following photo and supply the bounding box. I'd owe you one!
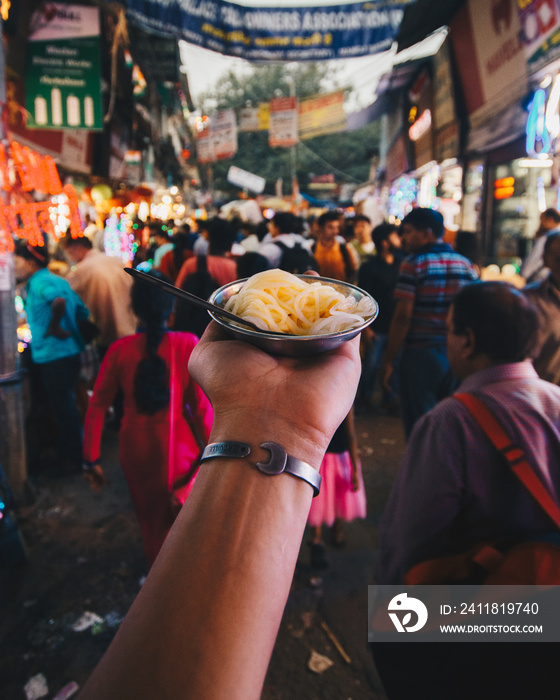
[79,415,321,700]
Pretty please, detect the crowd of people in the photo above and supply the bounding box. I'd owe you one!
[13,203,560,699]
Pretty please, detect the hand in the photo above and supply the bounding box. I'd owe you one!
[83,464,108,493]
[188,322,361,468]
[45,324,70,340]
[351,469,360,492]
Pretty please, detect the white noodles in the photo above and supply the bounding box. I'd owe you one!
[224,269,374,335]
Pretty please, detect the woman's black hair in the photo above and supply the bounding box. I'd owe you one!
[15,239,49,267]
[172,231,195,274]
[131,270,174,415]
[236,252,271,278]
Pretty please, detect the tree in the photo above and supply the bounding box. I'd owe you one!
[196,62,380,199]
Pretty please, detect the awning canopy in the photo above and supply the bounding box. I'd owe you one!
[396,0,467,52]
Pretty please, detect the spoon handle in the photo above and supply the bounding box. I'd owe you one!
[123,267,264,333]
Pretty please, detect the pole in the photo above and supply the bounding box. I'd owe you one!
[0,21,29,504]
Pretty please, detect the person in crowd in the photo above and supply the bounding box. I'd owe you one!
[82,271,213,566]
[15,240,90,474]
[356,222,403,413]
[524,230,560,385]
[348,214,375,267]
[175,217,238,289]
[77,313,361,700]
[258,211,317,273]
[453,229,481,273]
[151,224,174,269]
[82,213,100,246]
[235,251,271,279]
[64,236,137,358]
[381,208,478,438]
[193,219,211,256]
[158,229,196,284]
[520,207,560,283]
[238,221,260,253]
[375,281,559,699]
[307,407,365,570]
[312,210,356,283]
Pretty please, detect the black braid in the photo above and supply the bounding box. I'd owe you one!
[131,270,173,415]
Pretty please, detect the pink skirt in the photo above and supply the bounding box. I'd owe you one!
[307,451,367,527]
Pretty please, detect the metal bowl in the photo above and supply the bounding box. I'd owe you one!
[207,275,379,356]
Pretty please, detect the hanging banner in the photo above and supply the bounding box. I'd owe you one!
[212,108,238,160]
[269,97,299,148]
[25,4,103,130]
[122,0,411,61]
[298,90,346,140]
[196,125,215,163]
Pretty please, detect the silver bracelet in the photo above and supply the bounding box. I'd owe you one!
[200,441,321,497]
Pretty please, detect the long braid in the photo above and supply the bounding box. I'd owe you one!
[132,270,173,415]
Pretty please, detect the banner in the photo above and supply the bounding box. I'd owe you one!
[520,0,560,71]
[298,91,346,140]
[122,0,410,61]
[196,109,238,162]
[25,4,103,130]
[269,97,298,148]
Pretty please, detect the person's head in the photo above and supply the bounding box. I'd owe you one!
[131,270,174,415]
[149,223,169,246]
[62,234,93,264]
[14,240,49,282]
[447,282,539,380]
[353,214,372,244]
[236,252,271,278]
[172,231,196,271]
[401,208,444,252]
[240,221,256,239]
[539,208,560,234]
[371,222,401,255]
[207,217,236,256]
[544,231,560,283]
[316,211,340,243]
[268,212,297,237]
[454,230,480,266]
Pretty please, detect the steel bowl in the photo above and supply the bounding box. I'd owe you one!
[207,275,379,356]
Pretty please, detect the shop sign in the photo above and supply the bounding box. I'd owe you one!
[269,96,299,148]
[25,4,103,131]
[196,125,215,164]
[385,133,409,183]
[297,91,346,140]
[409,109,432,141]
[451,0,527,129]
[520,0,560,71]
[433,38,460,161]
[123,0,411,62]
[408,68,434,170]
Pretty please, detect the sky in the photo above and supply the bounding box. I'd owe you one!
[178,1,446,113]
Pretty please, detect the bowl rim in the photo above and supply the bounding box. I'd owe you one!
[207,273,378,341]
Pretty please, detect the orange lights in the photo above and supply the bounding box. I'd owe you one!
[494,177,515,200]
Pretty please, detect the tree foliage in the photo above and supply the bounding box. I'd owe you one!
[195,62,380,199]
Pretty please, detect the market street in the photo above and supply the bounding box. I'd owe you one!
[0,409,405,700]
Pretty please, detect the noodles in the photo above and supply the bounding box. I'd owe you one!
[223,269,375,335]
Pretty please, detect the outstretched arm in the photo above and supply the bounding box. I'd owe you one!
[79,323,361,700]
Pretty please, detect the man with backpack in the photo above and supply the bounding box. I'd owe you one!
[374,281,560,699]
[312,210,356,283]
[258,211,318,274]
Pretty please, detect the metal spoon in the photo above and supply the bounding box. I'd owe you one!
[124,267,277,334]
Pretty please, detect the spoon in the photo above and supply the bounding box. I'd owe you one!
[124,267,278,334]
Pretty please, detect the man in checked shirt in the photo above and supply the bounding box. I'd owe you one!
[381,208,478,438]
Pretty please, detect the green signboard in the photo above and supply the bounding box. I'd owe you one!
[25,4,103,131]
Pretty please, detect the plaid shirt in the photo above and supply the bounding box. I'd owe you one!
[394,242,478,346]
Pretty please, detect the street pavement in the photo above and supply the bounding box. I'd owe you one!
[0,407,406,700]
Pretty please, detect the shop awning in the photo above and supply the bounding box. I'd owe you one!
[396,0,467,52]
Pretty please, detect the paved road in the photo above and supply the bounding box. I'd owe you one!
[0,410,407,699]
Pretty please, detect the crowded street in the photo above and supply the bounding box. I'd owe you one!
[3,0,560,699]
[1,410,405,700]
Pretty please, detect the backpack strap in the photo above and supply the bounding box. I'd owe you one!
[454,393,560,529]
